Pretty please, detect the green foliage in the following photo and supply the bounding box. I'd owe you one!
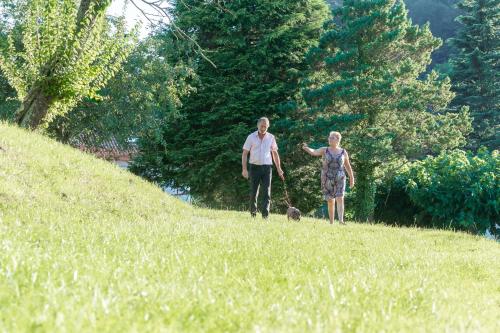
[46,31,195,147]
[404,0,462,65]
[448,0,499,150]
[301,0,472,220]
[0,25,17,120]
[1,123,499,332]
[132,0,330,208]
[379,149,499,235]
[0,71,17,121]
[0,4,19,121]
[0,0,137,127]
[326,0,462,67]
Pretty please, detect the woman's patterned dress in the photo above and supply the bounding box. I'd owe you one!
[321,148,346,200]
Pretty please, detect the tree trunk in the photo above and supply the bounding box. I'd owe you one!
[76,0,93,25]
[15,86,52,129]
[15,0,110,130]
[353,163,377,222]
[76,0,110,32]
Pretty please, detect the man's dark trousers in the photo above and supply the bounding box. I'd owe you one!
[249,164,272,218]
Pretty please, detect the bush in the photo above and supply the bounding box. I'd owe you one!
[377,149,499,235]
[375,182,422,227]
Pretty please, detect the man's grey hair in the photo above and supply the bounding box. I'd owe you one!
[257,117,270,125]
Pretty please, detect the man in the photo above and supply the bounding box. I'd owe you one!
[242,117,284,219]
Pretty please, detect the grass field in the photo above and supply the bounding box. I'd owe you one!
[1,123,499,332]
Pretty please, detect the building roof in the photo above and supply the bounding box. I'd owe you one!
[70,132,138,162]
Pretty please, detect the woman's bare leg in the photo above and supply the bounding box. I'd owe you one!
[336,196,345,224]
[327,199,335,224]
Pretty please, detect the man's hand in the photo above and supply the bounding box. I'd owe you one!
[242,169,249,179]
[277,168,285,181]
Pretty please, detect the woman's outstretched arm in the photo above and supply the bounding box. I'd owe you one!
[302,143,325,157]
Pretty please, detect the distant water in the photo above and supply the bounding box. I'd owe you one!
[485,225,500,242]
[162,186,192,203]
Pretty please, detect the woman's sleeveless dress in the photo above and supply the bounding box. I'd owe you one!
[321,148,346,200]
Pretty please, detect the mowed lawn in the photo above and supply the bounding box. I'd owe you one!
[0,123,499,332]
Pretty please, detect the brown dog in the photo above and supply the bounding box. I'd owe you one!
[283,180,301,221]
[286,206,301,221]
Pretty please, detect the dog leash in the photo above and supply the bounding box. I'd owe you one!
[281,178,293,208]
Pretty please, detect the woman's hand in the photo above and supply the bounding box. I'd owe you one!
[349,177,355,189]
[302,143,309,151]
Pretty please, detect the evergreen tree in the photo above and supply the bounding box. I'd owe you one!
[131,0,330,208]
[449,0,499,149]
[327,1,464,67]
[301,0,471,220]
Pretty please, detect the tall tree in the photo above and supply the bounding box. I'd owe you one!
[404,0,462,66]
[449,0,499,149]
[0,0,136,129]
[131,0,330,208]
[301,0,471,220]
[46,31,195,147]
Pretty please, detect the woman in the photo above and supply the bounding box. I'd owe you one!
[302,131,355,224]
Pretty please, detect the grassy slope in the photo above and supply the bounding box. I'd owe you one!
[0,123,499,332]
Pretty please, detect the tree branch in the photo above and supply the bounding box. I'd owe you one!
[132,0,217,67]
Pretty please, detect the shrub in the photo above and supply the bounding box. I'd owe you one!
[377,149,499,235]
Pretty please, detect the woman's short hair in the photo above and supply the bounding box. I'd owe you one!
[329,131,342,140]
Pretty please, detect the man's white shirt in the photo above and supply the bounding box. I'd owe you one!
[243,131,278,165]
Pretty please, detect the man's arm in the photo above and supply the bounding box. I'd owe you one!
[242,149,249,179]
[271,150,284,180]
